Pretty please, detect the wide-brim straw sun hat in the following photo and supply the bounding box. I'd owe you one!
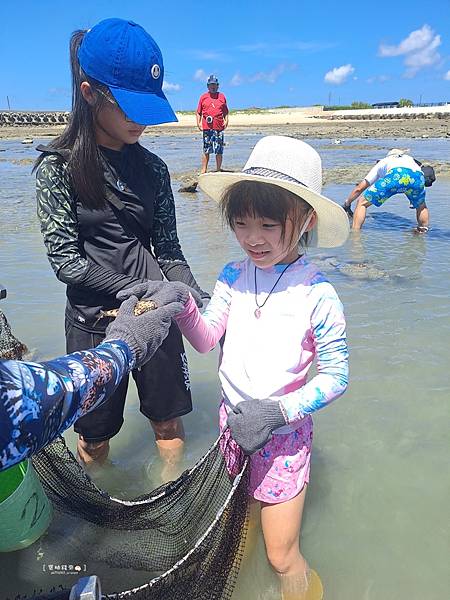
[199,136,349,248]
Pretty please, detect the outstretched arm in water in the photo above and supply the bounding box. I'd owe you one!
[0,340,133,471]
[0,282,184,471]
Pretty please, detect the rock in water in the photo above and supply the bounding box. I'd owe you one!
[337,261,390,280]
[178,180,198,193]
[312,256,391,280]
[0,309,28,360]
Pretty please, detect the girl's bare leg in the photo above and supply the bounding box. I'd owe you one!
[261,486,310,599]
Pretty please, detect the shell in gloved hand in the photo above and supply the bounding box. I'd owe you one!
[99,300,158,320]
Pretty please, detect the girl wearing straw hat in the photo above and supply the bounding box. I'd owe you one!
[170,136,348,599]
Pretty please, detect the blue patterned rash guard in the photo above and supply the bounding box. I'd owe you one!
[0,340,133,471]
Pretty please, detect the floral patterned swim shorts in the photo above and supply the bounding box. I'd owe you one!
[363,167,426,208]
[219,401,313,504]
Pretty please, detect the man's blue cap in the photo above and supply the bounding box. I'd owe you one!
[78,18,177,126]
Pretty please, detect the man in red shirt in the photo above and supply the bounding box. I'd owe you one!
[196,75,229,173]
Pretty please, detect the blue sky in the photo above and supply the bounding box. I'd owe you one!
[1,0,449,111]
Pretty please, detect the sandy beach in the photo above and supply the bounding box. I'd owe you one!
[1,105,449,140]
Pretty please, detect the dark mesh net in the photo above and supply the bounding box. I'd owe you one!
[26,435,249,600]
[0,308,28,360]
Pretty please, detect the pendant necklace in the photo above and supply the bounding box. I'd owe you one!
[253,256,300,319]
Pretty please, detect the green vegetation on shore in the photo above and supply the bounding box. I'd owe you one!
[324,101,372,111]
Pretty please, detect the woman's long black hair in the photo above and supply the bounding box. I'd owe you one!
[34,30,113,209]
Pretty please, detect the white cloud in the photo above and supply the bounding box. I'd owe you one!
[403,36,441,77]
[162,81,181,93]
[324,64,355,85]
[230,72,244,87]
[379,24,434,56]
[229,64,297,86]
[444,70,450,81]
[378,25,441,77]
[193,69,208,82]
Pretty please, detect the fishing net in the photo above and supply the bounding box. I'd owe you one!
[1,310,250,600]
[24,433,249,600]
[0,308,28,360]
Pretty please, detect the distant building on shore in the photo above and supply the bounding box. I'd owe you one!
[372,102,399,109]
[372,101,450,109]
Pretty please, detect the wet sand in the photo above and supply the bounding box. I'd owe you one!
[3,143,449,185]
[2,114,449,183]
[0,113,449,141]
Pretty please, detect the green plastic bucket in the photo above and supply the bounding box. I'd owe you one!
[0,459,52,552]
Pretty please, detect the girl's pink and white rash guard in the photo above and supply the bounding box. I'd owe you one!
[175,257,348,434]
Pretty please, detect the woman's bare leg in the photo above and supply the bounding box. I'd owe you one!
[77,436,110,466]
[150,416,185,482]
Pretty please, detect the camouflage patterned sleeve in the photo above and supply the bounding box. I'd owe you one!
[0,340,134,470]
[150,157,186,262]
[36,155,89,282]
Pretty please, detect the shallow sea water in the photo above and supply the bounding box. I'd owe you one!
[0,133,449,599]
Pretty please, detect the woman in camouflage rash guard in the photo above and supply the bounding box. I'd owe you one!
[35,19,208,472]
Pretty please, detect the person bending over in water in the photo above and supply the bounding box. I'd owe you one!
[35,19,208,475]
[342,148,430,233]
[121,136,349,599]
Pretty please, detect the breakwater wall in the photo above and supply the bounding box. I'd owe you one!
[320,111,450,121]
[0,111,69,126]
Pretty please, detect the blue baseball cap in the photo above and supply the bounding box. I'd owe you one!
[78,18,177,126]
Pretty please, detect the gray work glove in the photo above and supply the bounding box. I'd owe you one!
[227,399,287,455]
[105,295,184,368]
[117,280,203,308]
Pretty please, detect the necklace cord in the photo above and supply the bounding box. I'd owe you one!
[254,256,301,310]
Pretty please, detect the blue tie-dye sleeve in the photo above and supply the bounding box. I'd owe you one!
[0,340,133,470]
[279,282,349,424]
